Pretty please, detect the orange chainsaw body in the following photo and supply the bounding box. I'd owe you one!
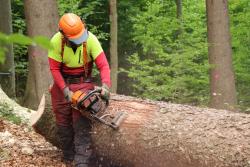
[70,89,127,130]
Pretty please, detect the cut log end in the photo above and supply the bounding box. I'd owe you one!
[29,92,60,148]
[30,93,45,126]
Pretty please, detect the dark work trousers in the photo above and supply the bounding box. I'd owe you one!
[50,82,94,166]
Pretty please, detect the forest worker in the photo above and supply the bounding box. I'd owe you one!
[48,13,111,167]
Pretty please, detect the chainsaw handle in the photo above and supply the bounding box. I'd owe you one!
[93,86,109,105]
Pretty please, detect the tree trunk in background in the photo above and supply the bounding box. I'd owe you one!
[23,0,59,109]
[109,0,118,93]
[31,93,250,167]
[175,0,183,40]
[206,0,237,111]
[175,0,182,19]
[0,0,15,98]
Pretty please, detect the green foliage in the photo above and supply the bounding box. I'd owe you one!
[8,34,33,45]
[0,32,52,97]
[0,103,21,125]
[0,48,6,64]
[10,0,110,97]
[0,32,52,63]
[230,0,250,110]
[57,0,82,16]
[33,36,54,50]
[12,0,28,96]
[122,0,250,109]
[58,0,109,42]
[125,1,209,105]
[12,0,26,34]
[0,33,7,63]
[0,33,52,49]
[78,0,110,42]
[117,0,159,94]
[8,0,250,110]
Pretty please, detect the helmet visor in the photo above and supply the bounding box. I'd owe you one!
[69,29,89,45]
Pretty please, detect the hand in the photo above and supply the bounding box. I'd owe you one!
[63,87,73,102]
[100,84,110,101]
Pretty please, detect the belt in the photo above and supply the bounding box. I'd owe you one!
[64,76,92,84]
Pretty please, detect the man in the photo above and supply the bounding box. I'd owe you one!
[48,13,111,167]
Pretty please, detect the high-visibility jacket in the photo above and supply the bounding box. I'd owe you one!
[48,31,111,90]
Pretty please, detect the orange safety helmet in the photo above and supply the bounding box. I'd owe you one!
[59,13,89,45]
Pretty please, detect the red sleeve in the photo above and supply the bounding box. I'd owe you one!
[94,52,111,88]
[48,58,66,90]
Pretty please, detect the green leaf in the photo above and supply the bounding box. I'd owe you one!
[0,32,8,43]
[8,33,33,45]
[0,48,6,64]
[33,36,53,50]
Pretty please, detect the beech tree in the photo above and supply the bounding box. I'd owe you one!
[0,0,15,97]
[109,0,118,93]
[206,0,237,110]
[23,0,59,109]
[176,0,182,19]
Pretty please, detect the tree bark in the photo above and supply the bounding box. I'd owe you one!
[0,0,15,98]
[0,87,59,148]
[175,0,183,44]
[30,92,60,148]
[175,0,182,19]
[109,0,118,93]
[206,0,237,111]
[23,0,59,109]
[0,88,34,123]
[30,93,250,167]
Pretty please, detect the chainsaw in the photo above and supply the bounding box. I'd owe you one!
[71,88,126,130]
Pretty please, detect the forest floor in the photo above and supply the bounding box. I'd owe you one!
[0,119,66,167]
[0,119,101,167]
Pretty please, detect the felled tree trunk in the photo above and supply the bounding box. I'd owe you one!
[0,88,33,123]
[91,95,250,167]
[0,88,59,148]
[29,92,60,148]
[2,87,250,167]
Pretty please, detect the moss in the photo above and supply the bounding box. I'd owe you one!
[0,103,22,125]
